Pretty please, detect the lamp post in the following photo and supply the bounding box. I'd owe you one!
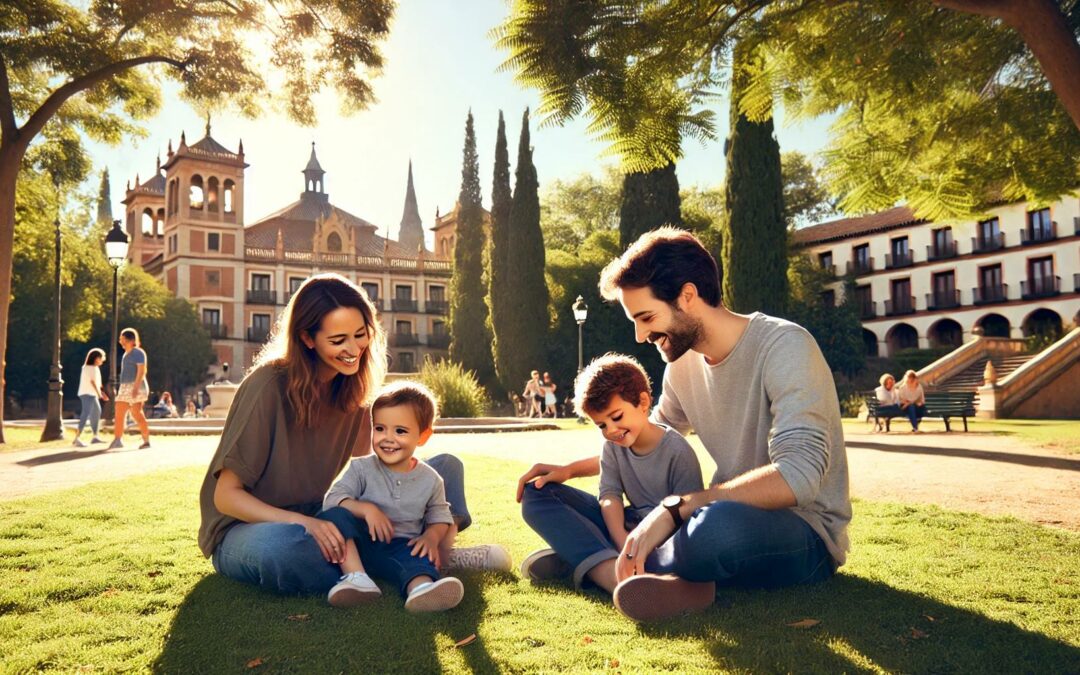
[572,295,588,373]
[104,219,129,426]
[40,176,65,441]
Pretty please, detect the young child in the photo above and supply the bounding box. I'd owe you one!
[520,353,704,594]
[318,381,463,612]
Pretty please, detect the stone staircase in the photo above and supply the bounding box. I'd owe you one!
[932,354,1032,399]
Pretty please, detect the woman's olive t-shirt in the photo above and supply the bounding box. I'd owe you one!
[197,364,372,557]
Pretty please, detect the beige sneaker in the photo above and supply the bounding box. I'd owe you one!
[613,574,715,622]
[327,571,382,607]
[447,544,512,572]
[405,577,464,613]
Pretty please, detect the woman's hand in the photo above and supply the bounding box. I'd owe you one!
[299,516,347,564]
[615,504,677,583]
[359,503,394,542]
[516,463,570,502]
[408,530,442,566]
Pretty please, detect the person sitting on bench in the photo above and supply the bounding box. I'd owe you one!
[873,373,902,431]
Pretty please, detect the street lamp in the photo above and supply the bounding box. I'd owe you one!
[572,295,588,373]
[104,219,129,426]
[40,176,64,441]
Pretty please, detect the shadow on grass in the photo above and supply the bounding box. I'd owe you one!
[16,449,110,467]
[634,574,1080,673]
[152,572,503,674]
[846,441,1080,472]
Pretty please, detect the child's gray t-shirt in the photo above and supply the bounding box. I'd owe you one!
[598,425,704,522]
[323,454,453,539]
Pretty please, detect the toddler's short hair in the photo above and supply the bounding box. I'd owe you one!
[372,380,439,431]
[574,353,652,417]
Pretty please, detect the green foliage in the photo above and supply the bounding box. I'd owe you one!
[786,257,866,379]
[498,109,549,394]
[782,151,835,228]
[722,41,787,316]
[892,348,953,375]
[418,358,489,418]
[488,112,514,394]
[618,163,683,251]
[539,167,622,254]
[448,112,496,386]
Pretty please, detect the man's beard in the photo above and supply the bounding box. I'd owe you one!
[648,309,703,363]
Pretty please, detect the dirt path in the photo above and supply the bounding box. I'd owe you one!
[1,427,1078,531]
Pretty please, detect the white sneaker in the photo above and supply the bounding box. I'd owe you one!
[404,577,464,613]
[327,571,382,607]
[446,544,512,572]
[72,438,86,448]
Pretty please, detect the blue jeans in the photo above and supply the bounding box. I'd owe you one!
[522,482,834,590]
[904,404,928,430]
[77,395,101,436]
[318,506,440,596]
[212,453,469,595]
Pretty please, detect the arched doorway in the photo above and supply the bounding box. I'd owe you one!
[976,313,1010,338]
[928,318,963,349]
[1022,308,1063,340]
[862,329,879,357]
[886,323,918,356]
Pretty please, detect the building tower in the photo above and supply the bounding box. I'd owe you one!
[398,160,425,253]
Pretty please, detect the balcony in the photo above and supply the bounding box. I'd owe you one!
[884,296,915,316]
[971,233,1005,253]
[846,257,875,276]
[426,299,449,314]
[203,323,228,339]
[885,251,913,269]
[858,300,877,320]
[391,298,418,312]
[246,326,270,343]
[973,283,1008,305]
[926,241,957,261]
[246,289,277,305]
[1021,276,1060,300]
[926,289,960,311]
[819,264,836,277]
[427,333,451,349]
[390,332,420,347]
[1020,222,1057,245]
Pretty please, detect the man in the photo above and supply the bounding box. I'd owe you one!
[517,227,851,621]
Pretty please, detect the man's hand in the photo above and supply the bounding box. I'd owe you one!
[358,503,394,542]
[408,530,442,567]
[515,463,571,502]
[615,504,677,582]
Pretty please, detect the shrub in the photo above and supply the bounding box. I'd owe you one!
[419,357,489,418]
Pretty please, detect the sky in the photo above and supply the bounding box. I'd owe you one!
[86,0,833,247]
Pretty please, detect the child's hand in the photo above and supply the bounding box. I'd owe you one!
[408,530,441,567]
[360,503,394,542]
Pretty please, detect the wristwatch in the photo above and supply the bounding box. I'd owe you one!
[661,495,685,529]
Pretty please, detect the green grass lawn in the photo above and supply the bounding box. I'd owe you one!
[842,417,1080,454]
[1,455,1077,673]
[0,426,82,454]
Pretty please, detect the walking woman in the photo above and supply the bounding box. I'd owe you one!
[198,273,508,597]
[73,348,108,447]
[110,328,151,450]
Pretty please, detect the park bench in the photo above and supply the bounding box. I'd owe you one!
[863,391,977,432]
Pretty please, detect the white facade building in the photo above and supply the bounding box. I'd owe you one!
[794,197,1080,357]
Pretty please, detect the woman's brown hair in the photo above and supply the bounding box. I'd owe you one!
[254,273,386,427]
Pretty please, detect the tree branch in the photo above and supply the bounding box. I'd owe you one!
[0,54,16,143]
[933,0,1019,20]
[21,55,190,147]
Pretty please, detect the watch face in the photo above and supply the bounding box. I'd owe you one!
[662,495,681,509]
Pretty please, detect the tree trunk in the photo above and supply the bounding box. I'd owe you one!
[0,145,25,443]
[937,0,1080,130]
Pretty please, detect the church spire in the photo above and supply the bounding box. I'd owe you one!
[303,142,326,196]
[398,159,424,253]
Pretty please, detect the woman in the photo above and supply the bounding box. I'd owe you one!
[73,348,108,447]
[198,273,507,597]
[154,391,178,418]
[898,369,928,432]
[110,328,151,450]
[542,372,558,418]
[873,373,902,432]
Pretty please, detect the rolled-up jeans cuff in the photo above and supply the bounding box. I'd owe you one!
[573,549,619,590]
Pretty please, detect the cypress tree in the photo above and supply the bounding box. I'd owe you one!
[488,111,514,393]
[503,108,548,394]
[97,168,112,225]
[618,162,682,251]
[722,39,787,315]
[448,111,496,385]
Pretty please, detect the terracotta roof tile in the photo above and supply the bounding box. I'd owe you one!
[792,206,926,246]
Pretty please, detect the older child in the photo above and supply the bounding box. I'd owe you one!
[318,382,464,612]
[520,354,703,594]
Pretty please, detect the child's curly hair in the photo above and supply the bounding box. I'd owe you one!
[573,353,652,417]
[372,380,439,430]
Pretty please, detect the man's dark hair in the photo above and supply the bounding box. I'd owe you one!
[573,353,652,417]
[599,226,721,307]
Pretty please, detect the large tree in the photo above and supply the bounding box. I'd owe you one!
[619,163,682,251]
[501,109,549,394]
[487,111,514,393]
[0,0,393,441]
[448,111,495,385]
[540,167,622,255]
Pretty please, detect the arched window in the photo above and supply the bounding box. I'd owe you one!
[167,178,178,215]
[223,179,235,213]
[156,208,165,236]
[327,232,342,252]
[189,175,204,210]
[206,177,219,213]
[141,208,155,236]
